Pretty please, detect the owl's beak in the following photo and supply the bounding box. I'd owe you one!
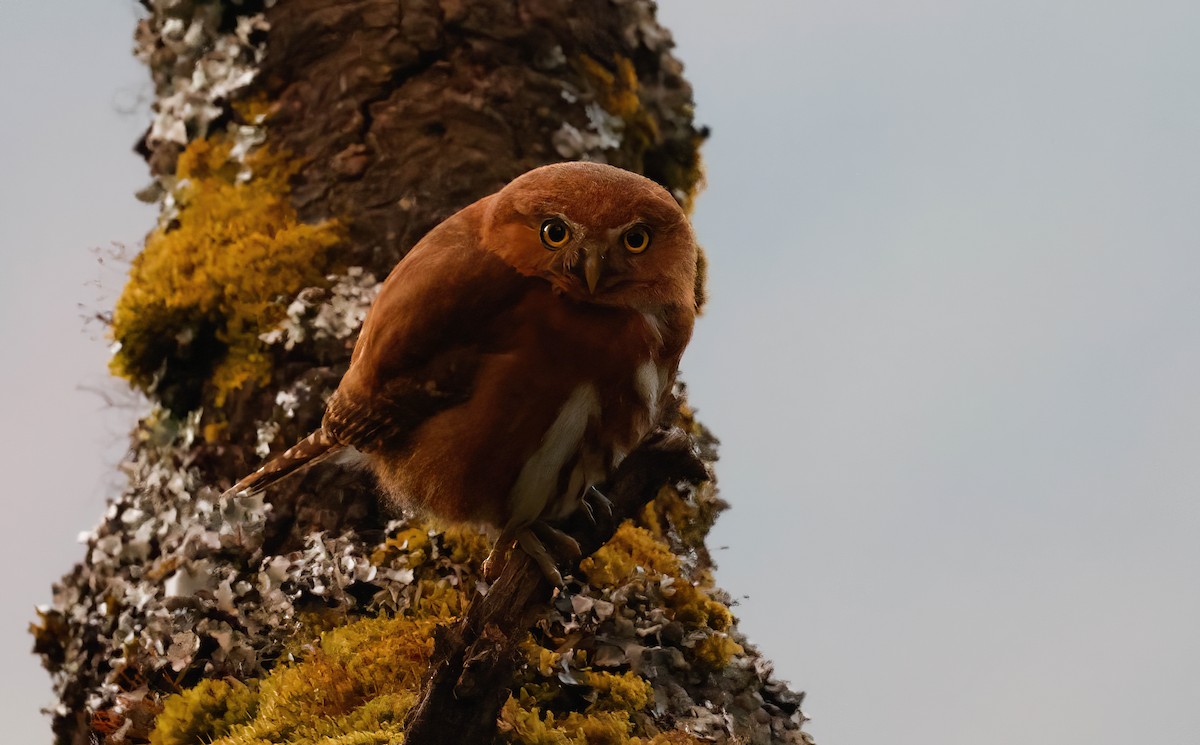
[582,249,603,294]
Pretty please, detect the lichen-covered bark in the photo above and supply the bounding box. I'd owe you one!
[33,2,809,744]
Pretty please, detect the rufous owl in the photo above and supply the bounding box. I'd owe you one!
[225,162,698,584]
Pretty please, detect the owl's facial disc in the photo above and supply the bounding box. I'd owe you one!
[482,161,697,309]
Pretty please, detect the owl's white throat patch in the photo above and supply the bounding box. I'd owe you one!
[635,360,664,425]
[506,383,600,530]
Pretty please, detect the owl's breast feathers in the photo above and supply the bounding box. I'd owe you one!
[323,198,692,528]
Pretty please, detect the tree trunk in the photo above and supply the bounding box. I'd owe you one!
[33,2,810,743]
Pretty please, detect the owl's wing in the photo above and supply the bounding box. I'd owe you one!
[322,198,531,452]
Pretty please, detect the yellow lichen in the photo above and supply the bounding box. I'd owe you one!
[149,614,445,745]
[411,577,469,617]
[670,583,728,633]
[201,420,228,443]
[370,526,433,566]
[500,698,638,745]
[642,483,721,552]
[440,523,494,566]
[644,732,708,745]
[579,55,646,125]
[582,521,737,671]
[110,136,344,413]
[692,633,745,673]
[502,636,663,743]
[231,95,275,127]
[580,522,681,587]
[499,668,700,745]
[522,638,563,678]
[149,678,258,745]
[576,670,654,713]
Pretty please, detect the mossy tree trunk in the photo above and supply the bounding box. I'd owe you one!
[34,2,810,744]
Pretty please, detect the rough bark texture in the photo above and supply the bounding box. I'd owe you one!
[33,2,810,744]
[259,0,705,268]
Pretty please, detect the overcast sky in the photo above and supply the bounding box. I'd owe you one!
[2,1,1198,743]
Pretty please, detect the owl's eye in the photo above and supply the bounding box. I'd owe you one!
[540,218,572,250]
[622,226,651,254]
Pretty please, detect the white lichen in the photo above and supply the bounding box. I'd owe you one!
[552,101,625,161]
[138,4,268,153]
[259,268,381,350]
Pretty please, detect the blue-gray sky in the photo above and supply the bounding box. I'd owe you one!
[2,1,1197,743]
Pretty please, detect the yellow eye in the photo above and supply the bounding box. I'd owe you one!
[622,226,651,254]
[540,218,572,250]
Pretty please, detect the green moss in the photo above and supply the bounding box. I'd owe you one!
[110,136,345,414]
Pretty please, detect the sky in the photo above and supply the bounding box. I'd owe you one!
[2,1,1198,743]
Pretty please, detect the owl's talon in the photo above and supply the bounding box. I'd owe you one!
[532,521,582,560]
[517,528,565,587]
[585,486,614,519]
[580,498,597,525]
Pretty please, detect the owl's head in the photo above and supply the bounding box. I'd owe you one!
[482,162,697,311]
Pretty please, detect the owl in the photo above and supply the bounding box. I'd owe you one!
[225,162,698,585]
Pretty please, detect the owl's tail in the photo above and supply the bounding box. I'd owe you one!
[221,428,343,499]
